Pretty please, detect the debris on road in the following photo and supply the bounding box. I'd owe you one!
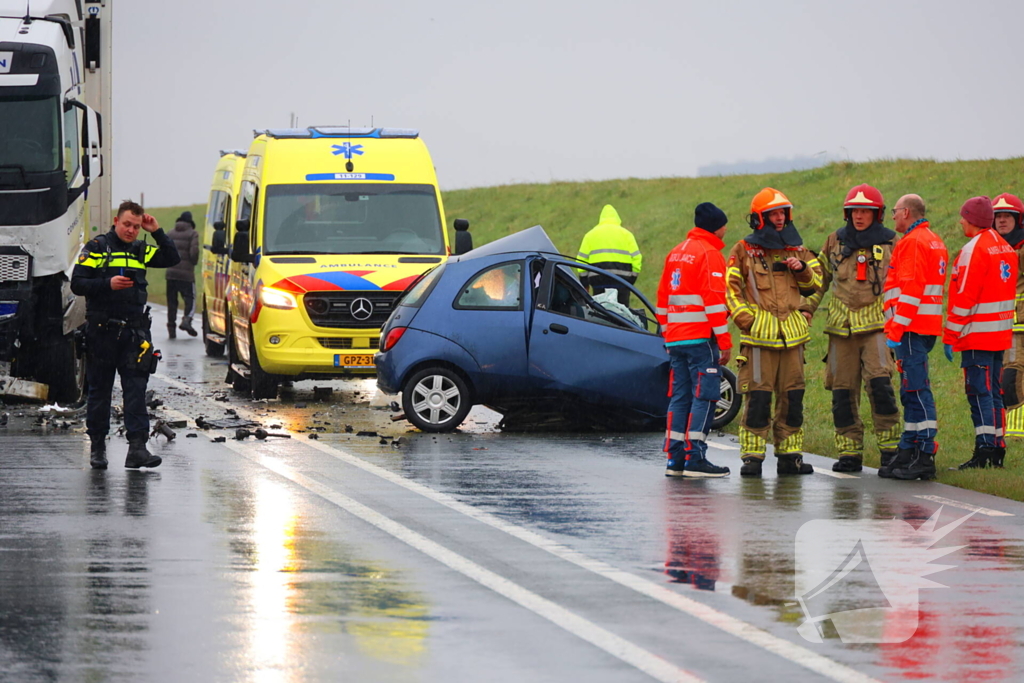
[151,420,176,441]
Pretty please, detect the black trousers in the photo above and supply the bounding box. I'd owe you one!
[85,323,152,441]
[166,279,195,324]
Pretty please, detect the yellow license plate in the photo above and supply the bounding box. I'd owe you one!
[335,354,374,368]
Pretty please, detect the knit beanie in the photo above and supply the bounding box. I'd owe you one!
[178,210,195,227]
[960,196,994,229]
[694,202,728,232]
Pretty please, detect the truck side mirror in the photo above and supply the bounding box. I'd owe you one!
[211,221,229,255]
[453,218,473,255]
[231,221,252,263]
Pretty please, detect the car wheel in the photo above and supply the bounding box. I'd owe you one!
[203,302,225,357]
[248,331,279,400]
[226,316,250,393]
[402,367,472,433]
[711,366,741,431]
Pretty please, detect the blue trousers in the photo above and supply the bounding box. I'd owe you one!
[895,333,938,454]
[961,349,1005,448]
[665,341,721,466]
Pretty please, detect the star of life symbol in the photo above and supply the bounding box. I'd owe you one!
[794,507,973,643]
[331,143,364,159]
[1000,260,1011,282]
[938,258,946,276]
[670,268,681,289]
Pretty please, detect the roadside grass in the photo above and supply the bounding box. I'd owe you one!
[140,203,206,306]
[152,157,1024,501]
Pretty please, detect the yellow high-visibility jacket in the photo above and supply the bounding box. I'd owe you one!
[576,205,642,278]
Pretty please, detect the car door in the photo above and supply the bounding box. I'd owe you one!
[446,259,531,400]
[528,261,668,413]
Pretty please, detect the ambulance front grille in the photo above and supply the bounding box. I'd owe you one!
[304,291,398,329]
[317,337,380,350]
[0,254,30,282]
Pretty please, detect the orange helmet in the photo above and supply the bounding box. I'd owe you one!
[843,184,885,222]
[748,187,793,229]
[992,193,1024,228]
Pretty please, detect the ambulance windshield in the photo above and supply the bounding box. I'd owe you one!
[0,95,60,173]
[263,183,444,255]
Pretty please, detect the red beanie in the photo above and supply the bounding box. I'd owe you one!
[961,196,994,228]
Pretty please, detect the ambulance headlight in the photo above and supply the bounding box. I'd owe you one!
[260,287,297,310]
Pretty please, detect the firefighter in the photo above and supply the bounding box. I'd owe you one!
[726,188,823,476]
[71,200,181,470]
[992,194,1024,441]
[803,185,900,472]
[657,202,732,477]
[881,194,948,478]
[576,204,642,305]
[939,197,1017,474]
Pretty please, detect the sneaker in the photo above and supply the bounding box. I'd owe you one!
[739,456,763,477]
[832,455,863,473]
[879,448,913,478]
[777,452,813,475]
[665,459,687,477]
[682,458,730,478]
[179,318,198,337]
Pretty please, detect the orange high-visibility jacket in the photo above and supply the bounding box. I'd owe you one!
[944,227,1018,352]
[883,220,948,341]
[656,228,732,350]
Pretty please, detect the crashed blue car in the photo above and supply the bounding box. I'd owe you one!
[375,227,740,432]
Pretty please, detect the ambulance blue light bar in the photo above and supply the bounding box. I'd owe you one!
[218,149,248,157]
[255,127,420,140]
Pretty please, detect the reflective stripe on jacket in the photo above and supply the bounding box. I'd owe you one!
[883,221,947,341]
[577,205,642,278]
[1014,246,1024,333]
[725,240,823,349]
[805,229,895,336]
[944,228,1017,352]
[657,228,731,350]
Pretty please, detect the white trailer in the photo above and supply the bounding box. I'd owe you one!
[0,0,109,402]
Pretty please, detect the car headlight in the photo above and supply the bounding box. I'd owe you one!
[260,286,298,310]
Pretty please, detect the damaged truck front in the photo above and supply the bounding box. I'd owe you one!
[0,0,108,402]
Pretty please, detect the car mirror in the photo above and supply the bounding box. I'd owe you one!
[453,218,473,255]
[230,230,252,263]
[211,224,229,255]
[235,218,250,233]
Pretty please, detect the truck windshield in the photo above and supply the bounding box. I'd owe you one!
[0,96,60,173]
[263,183,444,256]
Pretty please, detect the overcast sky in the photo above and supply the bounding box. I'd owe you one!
[114,0,1024,207]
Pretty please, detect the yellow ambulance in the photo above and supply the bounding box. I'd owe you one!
[200,149,246,357]
[224,126,463,399]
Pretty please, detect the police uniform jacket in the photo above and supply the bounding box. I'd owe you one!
[71,228,181,322]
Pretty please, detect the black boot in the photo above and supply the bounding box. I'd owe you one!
[740,457,763,477]
[892,449,936,480]
[958,446,993,470]
[179,317,198,337]
[167,323,176,339]
[990,447,1006,468]
[777,452,814,475]
[832,455,863,473]
[879,448,913,478]
[125,437,162,469]
[89,437,107,470]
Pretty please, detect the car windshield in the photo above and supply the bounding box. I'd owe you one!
[262,183,444,256]
[0,95,60,173]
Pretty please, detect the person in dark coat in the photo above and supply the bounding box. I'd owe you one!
[165,210,201,338]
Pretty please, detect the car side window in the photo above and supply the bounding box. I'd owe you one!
[456,263,522,310]
[551,265,656,333]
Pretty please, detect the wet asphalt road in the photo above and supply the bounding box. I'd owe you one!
[3,313,1024,682]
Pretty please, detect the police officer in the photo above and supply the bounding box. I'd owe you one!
[71,200,181,469]
[576,204,642,305]
[803,184,900,472]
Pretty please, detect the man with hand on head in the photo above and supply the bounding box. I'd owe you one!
[657,202,732,478]
[941,197,1017,472]
[881,195,948,478]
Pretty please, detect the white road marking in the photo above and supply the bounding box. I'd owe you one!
[155,375,881,683]
[913,494,1015,517]
[706,439,740,451]
[812,468,859,480]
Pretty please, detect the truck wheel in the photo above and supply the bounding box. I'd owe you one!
[203,304,225,357]
[711,366,742,431]
[402,366,472,432]
[226,317,250,393]
[248,331,279,400]
[45,330,85,405]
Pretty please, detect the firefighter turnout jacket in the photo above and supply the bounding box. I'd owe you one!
[71,228,181,321]
[805,231,895,336]
[726,241,823,348]
[657,228,731,350]
[577,205,642,281]
[944,227,1017,352]
[883,220,948,342]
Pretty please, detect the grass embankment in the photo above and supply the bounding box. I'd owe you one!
[154,157,1024,500]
